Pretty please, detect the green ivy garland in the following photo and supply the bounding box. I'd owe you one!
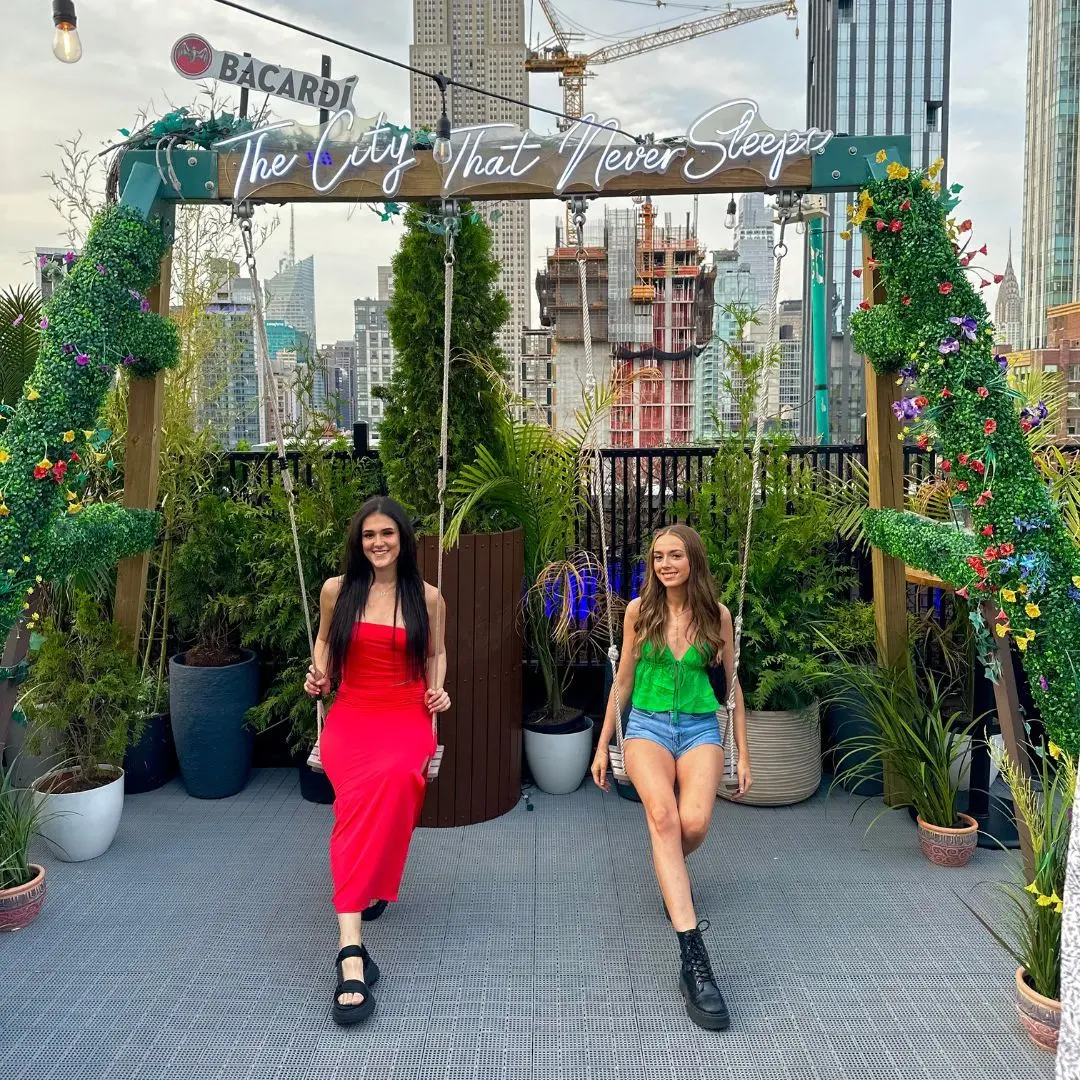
[0,204,179,635]
[849,156,1080,754]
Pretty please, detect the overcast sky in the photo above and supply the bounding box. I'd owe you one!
[1,0,1025,343]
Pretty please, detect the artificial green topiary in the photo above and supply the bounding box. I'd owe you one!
[0,204,179,635]
[849,157,1080,754]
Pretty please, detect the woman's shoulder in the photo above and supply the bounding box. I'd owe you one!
[626,596,641,617]
[321,576,344,601]
[424,581,443,604]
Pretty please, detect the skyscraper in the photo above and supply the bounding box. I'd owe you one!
[995,234,1022,349]
[410,0,530,373]
[354,266,396,444]
[805,0,952,441]
[1020,0,1080,349]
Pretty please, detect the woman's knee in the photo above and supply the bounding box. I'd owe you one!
[643,797,681,840]
[679,807,711,848]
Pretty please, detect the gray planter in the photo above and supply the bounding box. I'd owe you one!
[169,650,257,799]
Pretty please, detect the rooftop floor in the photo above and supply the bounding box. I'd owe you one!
[2,769,1052,1080]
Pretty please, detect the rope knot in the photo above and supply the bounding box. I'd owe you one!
[607,644,620,663]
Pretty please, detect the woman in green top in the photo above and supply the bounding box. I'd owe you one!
[591,523,751,1031]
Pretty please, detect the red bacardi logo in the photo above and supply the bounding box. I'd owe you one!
[172,35,213,78]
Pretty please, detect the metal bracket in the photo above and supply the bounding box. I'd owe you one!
[810,134,912,192]
[117,150,219,203]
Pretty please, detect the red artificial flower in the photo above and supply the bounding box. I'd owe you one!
[914,396,929,408]
[941,459,952,473]
[51,460,67,483]
[978,245,988,256]
[966,555,987,577]
[859,300,872,311]
[971,459,986,475]
[902,295,912,306]
[960,219,973,232]
[957,480,969,491]
[980,280,992,289]
[900,199,912,211]
[917,434,930,450]
[958,453,969,465]
[33,464,48,480]
[994,274,1004,284]
[1000,542,1015,556]
[984,546,1000,561]
[975,489,994,506]
[984,418,997,435]
[940,387,952,398]
[867,259,879,270]
[996,610,1010,623]
[1021,419,1033,433]
[982,525,994,537]
[852,268,862,278]
[69,452,80,463]
[956,586,970,599]
[977,386,989,398]
[939,282,954,295]
[976,581,989,592]
[890,219,903,233]
[876,219,887,232]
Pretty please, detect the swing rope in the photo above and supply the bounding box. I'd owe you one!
[238,206,445,781]
[572,198,792,786]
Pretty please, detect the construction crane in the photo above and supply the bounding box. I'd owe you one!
[526,1,799,131]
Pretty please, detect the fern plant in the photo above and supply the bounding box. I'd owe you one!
[0,285,43,412]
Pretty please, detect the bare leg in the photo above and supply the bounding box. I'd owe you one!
[336,911,365,1005]
[625,739,696,932]
[676,744,725,857]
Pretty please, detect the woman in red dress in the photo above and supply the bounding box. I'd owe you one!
[304,496,450,1027]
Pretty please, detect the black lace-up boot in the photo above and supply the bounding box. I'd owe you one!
[676,923,730,1030]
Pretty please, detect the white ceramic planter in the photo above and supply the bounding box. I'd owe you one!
[33,765,125,862]
[524,718,593,795]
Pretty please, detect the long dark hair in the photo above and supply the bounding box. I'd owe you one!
[327,496,429,684]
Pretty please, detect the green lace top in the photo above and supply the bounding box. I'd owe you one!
[631,640,721,715]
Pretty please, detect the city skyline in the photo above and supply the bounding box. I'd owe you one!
[0,2,1023,352]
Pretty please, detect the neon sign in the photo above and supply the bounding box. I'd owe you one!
[214,99,833,203]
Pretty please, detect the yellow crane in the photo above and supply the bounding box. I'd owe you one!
[527,0,799,131]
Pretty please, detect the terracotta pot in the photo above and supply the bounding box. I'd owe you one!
[0,863,46,932]
[1014,966,1060,1052]
[916,812,978,867]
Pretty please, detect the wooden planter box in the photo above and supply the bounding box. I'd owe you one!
[417,529,524,827]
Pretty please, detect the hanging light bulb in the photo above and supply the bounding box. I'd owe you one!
[52,0,82,63]
[795,219,807,236]
[724,196,737,230]
[432,76,453,166]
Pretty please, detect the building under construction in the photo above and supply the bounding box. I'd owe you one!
[536,200,715,446]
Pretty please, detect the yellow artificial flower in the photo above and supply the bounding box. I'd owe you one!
[65,490,76,502]
[62,430,75,443]
[0,451,8,465]
[0,505,10,518]
[1049,741,1062,760]
[83,429,95,439]
[1025,881,1040,895]
[35,457,51,471]
[34,576,41,584]
[929,157,945,178]
[1025,602,1041,618]
[1025,628,1037,641]
[886,162,910,181]
[1017,637,1029,652]
[1037,892,1054,907]
[1019,584,1029,594]
[1001,589,1016,604]
[996,624,1010,638]
[1056,900,1065,915]
[840,230,852,241]
[26,389,40,401]
[876,149,888,163]
[852,190,874,226]
[67,502,83,515]
[1073,575,1080,589]
[1050,891,1063,908]
[22,556,29,563]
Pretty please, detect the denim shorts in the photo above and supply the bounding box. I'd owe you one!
[624,706,725,760]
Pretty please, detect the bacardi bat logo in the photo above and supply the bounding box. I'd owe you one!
[172,35,213,78]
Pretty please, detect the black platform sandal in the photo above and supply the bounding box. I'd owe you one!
[332,945,377,1027]
[362,899,389,922]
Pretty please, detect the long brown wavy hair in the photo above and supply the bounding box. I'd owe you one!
[634,524,725,663]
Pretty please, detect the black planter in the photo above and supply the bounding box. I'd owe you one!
[169,649,258,799]
[298,759,335,804]
[824,689,884,797]
[124,712,177,794]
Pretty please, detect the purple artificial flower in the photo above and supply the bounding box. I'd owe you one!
[96,264,107,276]
[996,353,1009,372]
[61,343,74,353]
[949,315,979,341]
[129,289,141,302]
[1040,676,1049,692]
[37,255,47,269]
[38,317,48,331]
[64,251,76,266]
[122,353,135,366]
[939,337,960,355]
[139,299,151,314]
[891,396,923,422]
[11,313,23,328]
[899,362,918,383]
[75,353,90,367]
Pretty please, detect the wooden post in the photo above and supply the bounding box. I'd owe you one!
[861,237,908,670]
[114,247,173,651]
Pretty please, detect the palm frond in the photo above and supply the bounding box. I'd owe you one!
[0,285,43,410]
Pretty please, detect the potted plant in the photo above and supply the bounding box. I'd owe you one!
[20,593,152,862]
[960,737,1072,1052]
[449,373,622,796]
[0,759,48,931]
[168,493,258,799]
[825,656,981,866]
[377,204,524,826]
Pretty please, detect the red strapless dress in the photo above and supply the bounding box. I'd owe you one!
[320,621,436,913]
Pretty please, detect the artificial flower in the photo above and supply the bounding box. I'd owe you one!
[876,149,888,163]
[949,315,979,341]
[996,624,1010,638]
[1026,602,1041,618]
[1049,741,1062,759]
[890,219,903,233]
[957,481,969,492]
[902,296,912,306]
[39,318,48,331]
[1001,589,1017,604]
[982,525,994,537]
[0,451,8,465]
[852,268,862,278]
[1017,636,1029,652]
[62,430,75,443]
[876,220,887,232]
[859,300,871,311]
[51,461,67,483]
[976,386,989,398]
[984,419,997,435]
[940,387,952,398]
[75,353,90,367]
[939,338,960,355]
[1040,677,1049,692]
[67,502,83,515]
[971,460,986,476]
[900,199,912,211]
[939,282,953,295]
[11,313,23,328]
[839,230,851,241]
[1001,543,1015,555]
[96,264,107,275]
[929,157,944,178]
[941,459,952,472]
[958,453,969,465]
